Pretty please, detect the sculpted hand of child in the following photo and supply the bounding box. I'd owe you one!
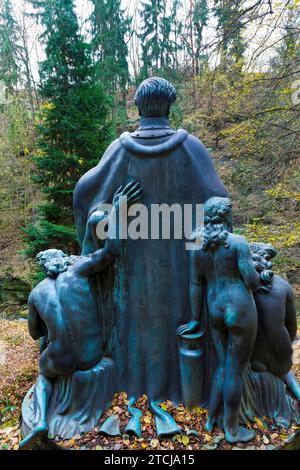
[85,179,143,254]
[177,320,200,336]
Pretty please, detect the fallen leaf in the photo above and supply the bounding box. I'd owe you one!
[173,434,182,443]
[150,438,159,448]
[262,435,269,445]
[204,433,213,443]
[254,416,266,430]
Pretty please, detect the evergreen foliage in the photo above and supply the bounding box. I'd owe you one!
[91,0,130,94]
[213,0,246,69]
[0,0,20,90]
[139,0,173,78]
[24,0,112,256]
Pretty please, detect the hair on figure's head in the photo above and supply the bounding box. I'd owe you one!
[249,242,277,261]
[37,249,78,279]
[134,77,177,118]
[249,242,276,293]
[200,197,232,250]
[204,197,232,224]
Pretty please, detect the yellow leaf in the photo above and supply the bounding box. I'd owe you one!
[204,433,213,443]
[141,442,148,449]
[182,436,190,446]
[143,416,151,424]
[150,439,159,448]
[254,416,267,430]
[193,406,207,416]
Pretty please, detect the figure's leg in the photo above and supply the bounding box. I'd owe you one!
[223,321,256,443]
[19,375,53,450]
[205,324,227,432]
[283,371,300,403]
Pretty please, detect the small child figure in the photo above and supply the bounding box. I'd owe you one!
[250,242,300,404]
[19,180,142,449]
[178,197,259,443]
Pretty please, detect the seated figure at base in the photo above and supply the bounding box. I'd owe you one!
[177,197,259,443]
[19,180,143,450]
[250,242,300,405]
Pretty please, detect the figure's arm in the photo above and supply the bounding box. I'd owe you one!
[177,251,202,336]
[285,285,297,342]
[75,245,116,277]
[190,251,202,322]
[28,292,47,341]
[82,210,108,255]
[237,237,260,291]
[77,180,143,276]
[73,139,127,249]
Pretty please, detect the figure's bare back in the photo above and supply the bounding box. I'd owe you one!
[198,236,257,329]
[31,267,103,375]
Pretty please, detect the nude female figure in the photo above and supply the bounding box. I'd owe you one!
[178,197,259,443]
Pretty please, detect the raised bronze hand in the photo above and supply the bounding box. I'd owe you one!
[112,179,143,209]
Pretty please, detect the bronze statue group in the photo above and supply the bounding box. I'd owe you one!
[19,78,300,450]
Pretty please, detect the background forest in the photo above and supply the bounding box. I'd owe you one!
[0,0,299,307]
[0,0,300,451]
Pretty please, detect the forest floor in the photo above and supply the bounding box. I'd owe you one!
[0,313,300,451]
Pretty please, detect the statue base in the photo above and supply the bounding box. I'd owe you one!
[21,357,116,441]
[27,427,300,451]
[21,389,300,450]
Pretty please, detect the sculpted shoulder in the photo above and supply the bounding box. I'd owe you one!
[182,133,229,199]
[29,277,54,302]
[273,274,294,294]
[227,233,249,249]
[183,133,212,159]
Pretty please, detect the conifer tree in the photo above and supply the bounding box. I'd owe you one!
[25,0,112,256]
[193,0,209,73]
[213,0,246,69]
[0,0,20,90]
[169,0,183,70]
[91,0,130,95]
[139,0,167,78]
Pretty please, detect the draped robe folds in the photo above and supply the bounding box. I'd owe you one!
[73,129,228,403]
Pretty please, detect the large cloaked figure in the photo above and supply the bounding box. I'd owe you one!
[73,77,228,403]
